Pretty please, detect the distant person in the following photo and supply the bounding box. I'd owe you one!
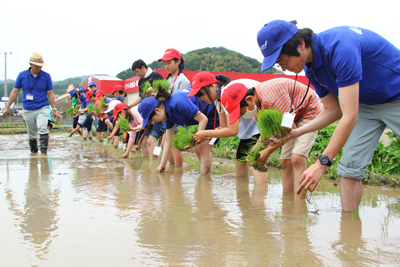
[111,84,126,103]
[127,59,164,159]
[88,82,97,94]
[256,20,400,211]
[2,52,60,155]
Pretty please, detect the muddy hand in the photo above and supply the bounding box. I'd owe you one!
[297,162,327,194]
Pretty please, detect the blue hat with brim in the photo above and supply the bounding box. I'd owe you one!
[88,82,96,87]
[138,97,158,127]
[79,87,85,92]
[69,89,77,98]
[257,20,298,72]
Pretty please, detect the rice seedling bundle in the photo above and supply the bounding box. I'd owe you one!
[86,103,93,113]
[74,104,79,113]
[118,116,130,131]
[245,138,268,172]
[172,126,197,151]
[100,97,107,108]
[152,79,170,94]
[93,104,101,114]
[67,107,74,116]
[256,108,292,147]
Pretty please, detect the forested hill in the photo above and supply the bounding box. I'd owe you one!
[116,47,283,80]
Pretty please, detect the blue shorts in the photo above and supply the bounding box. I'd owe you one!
[150,121,166,139]
[82,115,93,131]
[96,119,108,132]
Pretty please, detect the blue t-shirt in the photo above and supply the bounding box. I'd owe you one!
[305,26,400,105]
[14,68,53,110]
[163,89,215,129]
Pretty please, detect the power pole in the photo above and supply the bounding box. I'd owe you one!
[2,51,12,98]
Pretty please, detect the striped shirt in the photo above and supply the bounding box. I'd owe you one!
[253,78,322,125]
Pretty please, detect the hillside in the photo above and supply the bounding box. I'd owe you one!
[116,47,283,80]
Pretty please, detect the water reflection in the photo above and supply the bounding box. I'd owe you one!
[5,157,60,260]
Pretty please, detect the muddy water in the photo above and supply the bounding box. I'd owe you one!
[1,134,400,266]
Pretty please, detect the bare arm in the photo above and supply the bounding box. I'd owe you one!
[2,88,19,118]
[193,111,208,131]
[298,82,359,193]
[127,96,143,109]
[158,128,174,172]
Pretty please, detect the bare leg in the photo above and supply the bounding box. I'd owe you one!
[113,136,119,148]
[252,168,268,184]
[171,147,183,167]
[291,153,308,200]
[236,162,249,177]
[147,135,158,159]
[340,177,363,212]
[280,159,294,193]
[196,141,212,174]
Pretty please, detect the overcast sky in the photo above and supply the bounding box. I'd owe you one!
[1,0,399,83]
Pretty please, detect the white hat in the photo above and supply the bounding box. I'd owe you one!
[104,100,122,113]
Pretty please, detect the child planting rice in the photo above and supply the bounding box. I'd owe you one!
[195,78,322,199]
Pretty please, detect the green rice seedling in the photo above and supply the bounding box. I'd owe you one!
[245,140,268,172]
[172,126,196,151]
[118,116,130,131]
[100,97,107,108]
[86,103,93,113]
[93,104,101,114]
[74,104,79,113]
[256,108,292,147]
[67,107,75,116]
[151,79,170,94]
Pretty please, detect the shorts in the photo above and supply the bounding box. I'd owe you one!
[150,121,165,139]
[236,134,260,161]
[134,130,144,145]
[96,119,108,132]
[337,100,400,180]
[73,116,79,129]
[47,120,54,130]
[280,119,318,160]
[82,115,93,132]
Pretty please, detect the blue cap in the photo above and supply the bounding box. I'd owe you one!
[257,20,298,72]
[69,89,77,97]
[79,87,85,92]
[88,82,96,87]
[138,97,158,127]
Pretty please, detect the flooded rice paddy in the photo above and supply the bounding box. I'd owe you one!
[0,134,400,266]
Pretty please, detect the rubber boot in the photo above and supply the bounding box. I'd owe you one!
[39,134,49,155]
[29,139,38,153]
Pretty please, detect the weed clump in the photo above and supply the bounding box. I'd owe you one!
[173,126,197,151]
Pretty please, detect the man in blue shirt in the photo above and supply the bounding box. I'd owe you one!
[257,20,400,212]
[2,52,60,155]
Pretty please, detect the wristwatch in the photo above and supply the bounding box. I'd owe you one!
[319,155,332,167]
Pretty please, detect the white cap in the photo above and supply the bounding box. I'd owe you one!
[104,99,122,113]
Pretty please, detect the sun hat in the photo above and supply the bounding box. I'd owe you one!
[138,97,158,127]
[25,52,47,66]
[105,100,122,114]
[85,91,94,99]
[113,103,129,121]
[111,84,124,94]
[88,82,96,87]
[158,48,182,62]
[187,72,219,97]
[220,83,248,125]
[257,20,298,72]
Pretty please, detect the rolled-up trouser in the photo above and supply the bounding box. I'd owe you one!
[22,106,50,140]
[337,100,400,179]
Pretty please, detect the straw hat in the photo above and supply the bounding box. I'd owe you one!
[25,52,47,66]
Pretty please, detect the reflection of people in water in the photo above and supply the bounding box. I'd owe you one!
[8,157,60,260]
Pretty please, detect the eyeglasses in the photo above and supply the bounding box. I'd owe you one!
[275,55,291,68]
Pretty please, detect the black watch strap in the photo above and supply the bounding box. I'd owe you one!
[319,155,332,167]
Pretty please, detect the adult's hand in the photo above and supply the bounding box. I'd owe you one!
[53,110,61,121]
[2,107,10,119]
[297,161,328,194]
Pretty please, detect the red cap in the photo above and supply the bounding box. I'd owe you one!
[85,90,94,99]
[96,90,105,100]
[187,72,219,97]
[113,103,128,121]
[111,84,124,94]
[158,48,181,62]
[220,83,248,125]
